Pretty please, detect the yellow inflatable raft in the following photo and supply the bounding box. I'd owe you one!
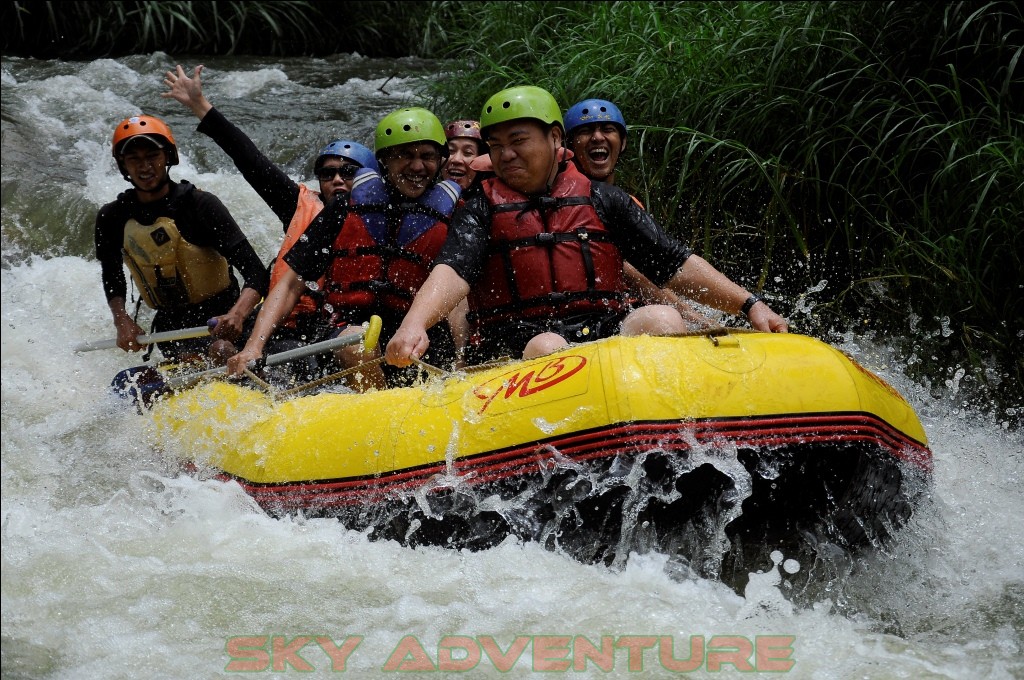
[150,331,931,574]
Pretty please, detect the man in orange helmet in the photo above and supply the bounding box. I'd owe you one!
[95,114,269,362]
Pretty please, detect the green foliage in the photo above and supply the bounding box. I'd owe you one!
[3,0,328,56]
[1,1,457,57]
[424,0,1023,406]
[304,1,465,58]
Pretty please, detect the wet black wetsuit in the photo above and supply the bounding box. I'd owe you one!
[95,179,269,359]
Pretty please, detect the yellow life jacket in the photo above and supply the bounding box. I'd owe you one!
[122,216,231,309]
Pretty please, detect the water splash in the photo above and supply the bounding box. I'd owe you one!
[739,550,799,618]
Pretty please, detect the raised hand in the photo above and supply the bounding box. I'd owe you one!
[161,64,213,119]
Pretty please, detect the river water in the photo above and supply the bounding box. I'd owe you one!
[2,54,1021,679]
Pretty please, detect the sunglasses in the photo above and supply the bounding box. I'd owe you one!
[315,165,358,181]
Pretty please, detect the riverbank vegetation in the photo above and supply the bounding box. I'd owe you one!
[425,1,1023,413]
[1,1,459,58]
[5,0,1021,413]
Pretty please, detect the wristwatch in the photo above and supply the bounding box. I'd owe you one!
[740,293,764,317]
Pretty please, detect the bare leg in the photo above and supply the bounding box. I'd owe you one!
[523,332,570,359]
[208,339,237,366]
[332,327,387,391]
[621,304,688,336]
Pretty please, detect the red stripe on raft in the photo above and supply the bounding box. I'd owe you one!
[214,412,932,512]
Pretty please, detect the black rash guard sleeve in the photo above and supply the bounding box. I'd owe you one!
[431,193,494,285]
[94,181,270,301]
[590,181,692,287]
[282,191,351,283]
[431,174,692,288]
[196,107,303,231]
[189,188,270,297]
[95,199,131,302]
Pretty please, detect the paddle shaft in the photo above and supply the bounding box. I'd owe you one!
[163,327,370,390]
[74,325,211,352]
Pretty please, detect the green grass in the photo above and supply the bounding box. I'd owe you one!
[3,1,332,56]
[422,0,1023,413]
[1,1,457,57]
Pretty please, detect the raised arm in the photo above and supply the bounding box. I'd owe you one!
[161,64,301,227]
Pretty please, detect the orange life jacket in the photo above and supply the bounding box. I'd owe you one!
[270,184,324,327]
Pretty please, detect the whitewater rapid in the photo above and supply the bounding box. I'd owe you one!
[2,53,1021,679]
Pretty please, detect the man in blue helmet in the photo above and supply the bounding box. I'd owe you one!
[564,98,630,184]
[164,64,378,371]
[565,98,714,329]
[386,86,788,368]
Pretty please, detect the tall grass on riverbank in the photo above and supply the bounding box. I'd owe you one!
[1,1,454,57]
[425,1,1023,411]
[3,1,326,56]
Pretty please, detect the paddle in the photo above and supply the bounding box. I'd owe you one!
[164,315,383,391]
[74,323,213,352]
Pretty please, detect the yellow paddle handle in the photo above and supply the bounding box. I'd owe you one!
[362,315,383,352]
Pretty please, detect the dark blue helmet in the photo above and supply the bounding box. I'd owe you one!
[315,140,378,173]
[564,99,627,139]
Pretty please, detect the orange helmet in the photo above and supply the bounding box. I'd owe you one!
[111,115,179,167]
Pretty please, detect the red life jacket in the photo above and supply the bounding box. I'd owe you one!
[469,163,626,326]
[270,184,324,328]
[324,170,459,316]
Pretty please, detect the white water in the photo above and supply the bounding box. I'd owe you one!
[2,54,1022,679]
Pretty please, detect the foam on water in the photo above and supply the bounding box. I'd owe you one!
[2,54,1022,680]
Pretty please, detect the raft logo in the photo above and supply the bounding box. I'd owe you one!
[472,355,588,414]
[224,633,795,673]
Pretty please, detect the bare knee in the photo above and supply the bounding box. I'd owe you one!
[523,332,569,359]
[208,339,237,366]
[331,328,386,391]
[622,304,687,336]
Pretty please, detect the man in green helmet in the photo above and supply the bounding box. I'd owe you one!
[227,107,464,389]
[385,86,787,367]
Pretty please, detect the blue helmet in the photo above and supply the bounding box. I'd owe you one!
[564,99,627,139]
[315,140,378,173]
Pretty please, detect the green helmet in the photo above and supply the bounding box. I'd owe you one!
[480,86,563,134]
[374,107,447,156]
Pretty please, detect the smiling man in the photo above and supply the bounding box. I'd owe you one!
[227,107,464,389]
[95,115,269,363]
[385,86,788,369]
[564,98,627,184]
